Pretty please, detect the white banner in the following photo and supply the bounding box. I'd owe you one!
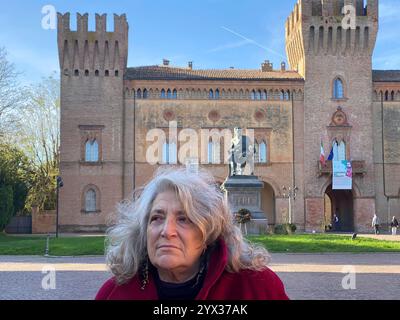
[333,160,352,190]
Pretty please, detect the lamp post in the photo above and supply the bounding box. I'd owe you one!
[282,185,298,225]
[56,176,64,238]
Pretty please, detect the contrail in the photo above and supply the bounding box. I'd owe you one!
[221,26,286,59]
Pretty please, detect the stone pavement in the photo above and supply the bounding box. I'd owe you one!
[0,253,399,300]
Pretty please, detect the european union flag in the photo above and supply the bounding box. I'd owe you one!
[327,147,334,161]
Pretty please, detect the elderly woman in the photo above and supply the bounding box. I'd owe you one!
[96,168,288,300]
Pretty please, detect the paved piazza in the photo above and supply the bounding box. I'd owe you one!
[0,253,399,300]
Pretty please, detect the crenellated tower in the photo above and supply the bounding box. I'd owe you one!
[57,13,128,76]
[286,0,378,77]
[285,0,379,232]
[57,13,129,232]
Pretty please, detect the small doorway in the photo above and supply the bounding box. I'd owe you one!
[324,184,354,232]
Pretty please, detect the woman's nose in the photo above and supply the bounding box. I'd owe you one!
[161,216,177,238]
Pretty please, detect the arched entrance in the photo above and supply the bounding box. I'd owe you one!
[324,184,354,232]
[261,182,276,225]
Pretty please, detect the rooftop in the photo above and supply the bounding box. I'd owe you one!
[124,67,400,83]
[372,70,400,82]
[125,65,304,81]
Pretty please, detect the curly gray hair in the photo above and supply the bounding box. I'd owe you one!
[105,167,270,285]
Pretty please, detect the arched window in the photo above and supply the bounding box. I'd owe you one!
[333,78,344,99]
[162,141,177,164]
[209,89,214,99]
[167,89,172,99]
[169,142,177,164]
[280,90,285,101]
[259,141,267,163]
[338,141,346,161]
[256,90,262,100]
[207,139,220,164]
[162,142,169,163]
[215,89,220,100]
[254,140,260,163]
[207,140,214,164]
[285,90,290,100]
[251,90,256,100]
[85,140,99,162]
[332,140,339,161]
[137,89,142,99]
[143,89,148,99]
[161,89,166,99]
[262,90,267,100]
[85,189,96,212]
[391,91,395,101]
[172,89,177,99]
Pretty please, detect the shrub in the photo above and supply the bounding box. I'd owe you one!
[274,223,297,235]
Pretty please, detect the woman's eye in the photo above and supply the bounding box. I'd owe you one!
[178,216,191,224]
[150,215,162,222]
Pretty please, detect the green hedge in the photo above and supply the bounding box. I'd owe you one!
[0,186,14,231]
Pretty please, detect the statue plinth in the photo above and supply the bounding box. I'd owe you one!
[222,175,268,234]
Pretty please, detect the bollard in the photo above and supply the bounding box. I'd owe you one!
[44,233,50,257]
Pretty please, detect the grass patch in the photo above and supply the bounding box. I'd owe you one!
[1,233,399,255]
[0,233,106,256]
[247,234,400,253]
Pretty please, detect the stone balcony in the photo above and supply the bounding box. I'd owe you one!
[318,160,367,175]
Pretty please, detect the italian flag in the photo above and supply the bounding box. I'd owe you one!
[320,141,326,166]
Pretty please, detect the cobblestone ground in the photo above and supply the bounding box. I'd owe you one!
[0,254,399,300]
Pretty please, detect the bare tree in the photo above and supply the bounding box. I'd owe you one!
[0,47,22,139]
[17,74,60,210]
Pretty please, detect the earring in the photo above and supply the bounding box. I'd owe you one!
[192,247,208,288]
[140,256,149,290]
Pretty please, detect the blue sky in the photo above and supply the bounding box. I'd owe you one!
[0,0,399,86]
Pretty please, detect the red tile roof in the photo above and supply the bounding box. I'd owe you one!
[125,65,304,81]
[373,70,400,82]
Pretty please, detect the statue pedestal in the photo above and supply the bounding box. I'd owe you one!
[222,175,268,235]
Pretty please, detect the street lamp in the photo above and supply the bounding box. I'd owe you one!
[56,176,64,238]
[282,185,298,225]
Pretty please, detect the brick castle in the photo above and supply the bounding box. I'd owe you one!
[57,0,400,233]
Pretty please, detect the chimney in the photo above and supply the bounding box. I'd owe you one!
[188,61,193,70]
[261,60,273,72]
[281,62,286,71]
[163,59,170,66]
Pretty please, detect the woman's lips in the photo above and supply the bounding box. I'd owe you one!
[157,245,180,250]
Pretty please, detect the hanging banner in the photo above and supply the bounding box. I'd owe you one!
[332,160,352,190]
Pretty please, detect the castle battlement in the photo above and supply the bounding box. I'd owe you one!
[57,13,128,34]
[57,13,128,74]
[295,0,378,18]
[285,0,378,75]
[286,0,378,37]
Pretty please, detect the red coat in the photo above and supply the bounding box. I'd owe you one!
[96,239,289,300]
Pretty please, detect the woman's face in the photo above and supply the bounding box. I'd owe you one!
[147,190,204,283]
